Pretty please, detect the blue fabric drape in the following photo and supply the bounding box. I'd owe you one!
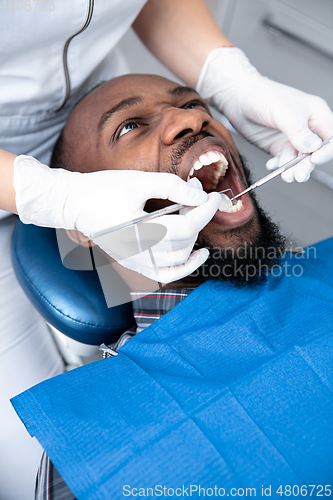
[12,239,333,499]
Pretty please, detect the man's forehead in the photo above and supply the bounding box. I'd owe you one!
[63,74,201,154]
[72,75,199,128]
[94,74,199,103]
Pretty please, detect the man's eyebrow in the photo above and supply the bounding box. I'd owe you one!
[168,86,199,97]
[97,96,142,132]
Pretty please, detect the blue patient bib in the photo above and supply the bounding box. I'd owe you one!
[12,239,333,499]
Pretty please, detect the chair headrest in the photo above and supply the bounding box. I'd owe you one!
[11,221,134,345]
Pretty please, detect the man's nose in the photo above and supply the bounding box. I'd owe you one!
[161,108,211,145]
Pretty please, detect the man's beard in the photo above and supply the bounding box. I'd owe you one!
[188,159,286,288]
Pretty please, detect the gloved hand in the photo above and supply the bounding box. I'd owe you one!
[111,178,221,283]
[196,47,333,182]
[13,156,221,283]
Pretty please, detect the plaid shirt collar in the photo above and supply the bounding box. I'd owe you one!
[113,287,195,350]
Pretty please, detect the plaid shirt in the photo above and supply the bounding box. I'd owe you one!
[35,288,194,500]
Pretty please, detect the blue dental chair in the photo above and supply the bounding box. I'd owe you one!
[11,220,135,347]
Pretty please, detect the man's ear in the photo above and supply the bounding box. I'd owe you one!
[66,229,96,248]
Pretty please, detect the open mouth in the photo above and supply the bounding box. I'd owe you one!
[181,138,254,227]
[186,149,244,213]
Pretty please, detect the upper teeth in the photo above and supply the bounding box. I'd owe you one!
[187,150,228,189]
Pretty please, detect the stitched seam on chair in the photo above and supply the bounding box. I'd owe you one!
[14,241,130,330]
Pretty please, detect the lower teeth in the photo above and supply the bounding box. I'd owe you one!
[227,199,243,212]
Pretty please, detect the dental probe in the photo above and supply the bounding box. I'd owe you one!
[90,189,234,239]
[230,136,333,203]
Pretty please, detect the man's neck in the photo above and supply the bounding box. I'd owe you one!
[108,253,205,293]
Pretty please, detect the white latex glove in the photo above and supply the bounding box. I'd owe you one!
[113,178,221,283]
[13,156,221,283]
[196,47,333,182]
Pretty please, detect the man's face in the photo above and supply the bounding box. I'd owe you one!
[64,74,260,252]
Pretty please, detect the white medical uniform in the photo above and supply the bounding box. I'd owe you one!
[0,1,147,498]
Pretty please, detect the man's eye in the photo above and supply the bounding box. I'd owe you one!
[183,100,207,110]
[118,122,139,138]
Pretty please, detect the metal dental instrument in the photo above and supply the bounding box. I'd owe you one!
[91,188,234,238]
[91,136,333,239]
[230,136,333,203]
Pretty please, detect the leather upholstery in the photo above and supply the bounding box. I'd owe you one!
[11,221,134,345]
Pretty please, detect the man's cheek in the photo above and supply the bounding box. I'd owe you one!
[211,122,236,148]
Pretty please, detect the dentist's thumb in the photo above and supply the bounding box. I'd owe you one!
[290,128,322,154]
[147,173,208,207]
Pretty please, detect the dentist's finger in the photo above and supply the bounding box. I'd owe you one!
[272,96,324,154]
[180,178,205,216]
[278,142,298,168]
[311,141,333,165]
[293,157,315,183]
[154,191,221,246]
[145,172,208,207]
[156,248,210,284]
[181,191,222,231]
[151,241,198,268]
[281,168,295,183]
[266,156,279,171]
[279,142,298,182]
[187,176,204,190]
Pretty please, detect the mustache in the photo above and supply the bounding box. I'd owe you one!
[167,131,214,174]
